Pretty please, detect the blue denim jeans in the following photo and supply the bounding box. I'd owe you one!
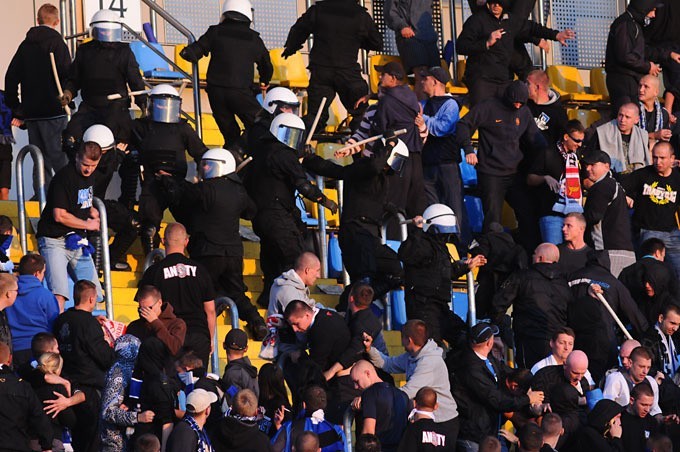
[539,215,565,245]
[640,228,680,279]
[38,236,102,301]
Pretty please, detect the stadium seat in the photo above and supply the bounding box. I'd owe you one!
[546,65,603,103]
[327,232,343,278]
[390,289,407,330]
[174,44,210,80]
[130,41,185,80]
[567,108,602,128]
[589,67,609,101]
[459,150,478,187]
[464,195,484,233]
[269,48,309,89]
[368,54,406,94]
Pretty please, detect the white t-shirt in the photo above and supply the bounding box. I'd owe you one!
[602,371,661,416]
[530,354,596,386]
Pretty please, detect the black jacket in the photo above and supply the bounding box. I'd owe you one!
[213,415,273,452]
[4,25,71,120]
[307,309,351,372]
[221,356,259,403]
[371,85,423,154]
[0,366,53,451]
[492,262,572,341]
[53,308,116,389]
[457,8,559,84]
[621,411,659,452]
[0,311,11,355]
[452,349,529,443]
[583,174,634,252]
[284,0,382,69]
[399,229,469,305]
[338,307,383,369]
[64,40,146,108]
[456,81,548,176]
[641,324,680,377]
[619,257,680,305]
[183,19,272,89]
[531,365,591,435]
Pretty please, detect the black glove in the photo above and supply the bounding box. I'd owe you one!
[321,197,338,215]
[383,129,398,141]
[179,46,199,63]
[281,48,294,59]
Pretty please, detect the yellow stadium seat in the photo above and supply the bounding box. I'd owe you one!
[567,108,602,128]
[458,105,478,141]
[174,44,209,80]
[368,54,407,94]
[589,68,609,101]
[269,48,309,89]
[455,59,467,87]
[546,65,603,103]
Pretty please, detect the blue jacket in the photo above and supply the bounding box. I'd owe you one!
[5,275,59,351]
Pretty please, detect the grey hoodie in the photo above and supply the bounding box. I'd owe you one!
[266,269,317,318]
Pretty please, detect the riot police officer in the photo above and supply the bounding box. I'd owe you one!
[246,87,300,154]
[130,84,207,253]
[245,113,337,307]
[174,148,268,339]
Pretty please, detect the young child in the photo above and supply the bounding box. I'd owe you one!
[397,387,452,451]
[214,389,271,450]
[221,328,258,405]
[134,433,160,452]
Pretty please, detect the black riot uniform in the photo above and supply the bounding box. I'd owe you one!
[244,135,334,308]
[283,0,383,132]
[175,172,268,339]
[180,18,273,148]
[130,117,208,252]
[398,228,468,346]
[62,40,146,154]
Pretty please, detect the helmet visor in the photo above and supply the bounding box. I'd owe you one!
[272,101,300,116]
[388,153,408,175]
[432,224,460,234]
[150,97,181,123]
[274,124,306,151]
[92,26,122,42]
[199,159,222,180]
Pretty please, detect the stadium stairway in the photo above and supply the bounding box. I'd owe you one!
[1,200,406,382]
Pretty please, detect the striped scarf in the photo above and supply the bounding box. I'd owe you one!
[639,100,663,132]
[183,415,213,452]
[552,142,583,214]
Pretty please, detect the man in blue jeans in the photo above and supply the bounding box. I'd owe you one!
[36,141,102,311]
[621,141,680,278]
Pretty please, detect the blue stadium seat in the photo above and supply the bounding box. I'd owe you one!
[464,195,484,233]
[327,233,343,278]
[459,150,477,187]
[452,291,469,322]
[295,194,318,226]
[390,289,407,331]
[130,41,185,79]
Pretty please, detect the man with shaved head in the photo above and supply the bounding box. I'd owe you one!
[140,222,216,366]
[638,75,672,148]
[532,350,594,436]
[493,243,573,368]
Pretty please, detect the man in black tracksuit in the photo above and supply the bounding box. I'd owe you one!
[130,115,208,253]
[605,0,664,115]
[456,81,548,251]
[492,243,572,368]
[457,0,571,106]
[180,5,273,147]
[283,0,382,132]
[173,149,268,340]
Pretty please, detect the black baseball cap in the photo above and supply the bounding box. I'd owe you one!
[470,322,499,344]
[420,66,451,85]
[581,150,611,166]
[224,328,248,350]
[375,61,405,80]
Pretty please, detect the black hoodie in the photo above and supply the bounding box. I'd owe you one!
[565,399,624,452]
[213,415,273,452]
[371,84,423,153]
[222,356,259,404]
[5,25,71,119]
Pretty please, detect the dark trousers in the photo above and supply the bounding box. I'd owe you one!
[138,177,187,232]
[72,385,102,452]
[26,117,69,195]
[515,335,551,370]
[194,255,262,325]
[104,199,138,264]
[423,162,472,245]
[405,293,466,347]
[184,332,211,371]
[206,85,261,147]
[63,101,132,154]
[304,65,368,133]
[606,72,641,118]
[467,78,509,108]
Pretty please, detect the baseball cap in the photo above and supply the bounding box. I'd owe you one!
[374,61,405,80]
[420,66,451,85]
[224,328,248,351]
[470,322,499,344]
[581,150,611,166]
[186,388,218,413]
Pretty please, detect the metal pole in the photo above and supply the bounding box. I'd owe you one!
[449,0,459,80]
[379,223,392,331]
[337,180,350,286]
[93,197,113,320]
[212,296,240,375]
[466,271,477,327]
[59,0,68,37]
[538,0,547,70]
[68,0,77,56]
[343,406,354,452]
[15,145,47,255]
[316,176,328,278]
[149,0,158,38]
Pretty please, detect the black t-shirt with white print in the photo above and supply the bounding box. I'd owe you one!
[621,166,680,232]
[37,164,95,238]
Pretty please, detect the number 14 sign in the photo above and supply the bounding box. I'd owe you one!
[83,0,142,33]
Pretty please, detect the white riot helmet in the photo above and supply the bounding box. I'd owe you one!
[422,203,459,234]
[221,0,253,22]
[90,9,122,42]
[149,84,181,123]
[83,124,115,152]
[199,148,236,179]
[264,87,300,115]
[270,113,306,151]
[385,138,409,174]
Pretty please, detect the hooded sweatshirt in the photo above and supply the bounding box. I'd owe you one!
[527,88,568,146]
[368,339,458,422]
[267,269,315,317]
[5,274,60,352]
[213,415,272,452]
[126,302,187,357]
[570,399,625,451]
[222,356,259,403]
[371,84,423,153]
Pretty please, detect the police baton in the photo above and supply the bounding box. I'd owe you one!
[305,97,327,146]
[50,52,70,117]
[333,129,407,158]
[235,156,253,173]
[594,289,634,341]
[107,89,152,100]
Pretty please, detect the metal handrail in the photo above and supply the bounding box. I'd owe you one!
[342,406,354,452]
[93,197,113,319]
[138,0,203,138]
[15,145,47,255]
[336,180,350,286]
[143,248,166,272]
[212,296,240,375]
[466,270,477,327]
[316,176,329,278]
[379,212,409,330]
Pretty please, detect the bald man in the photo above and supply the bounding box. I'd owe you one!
[532,350,594,435]
[492,243,573,368]
[638,75,672,147]
[139,223,216,366]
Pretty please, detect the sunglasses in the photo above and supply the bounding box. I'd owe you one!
[567,134,583,143]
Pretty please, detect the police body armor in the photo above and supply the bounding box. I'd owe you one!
[76,41,134,108]
[138,120,190,179]
[404,232,455,305]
